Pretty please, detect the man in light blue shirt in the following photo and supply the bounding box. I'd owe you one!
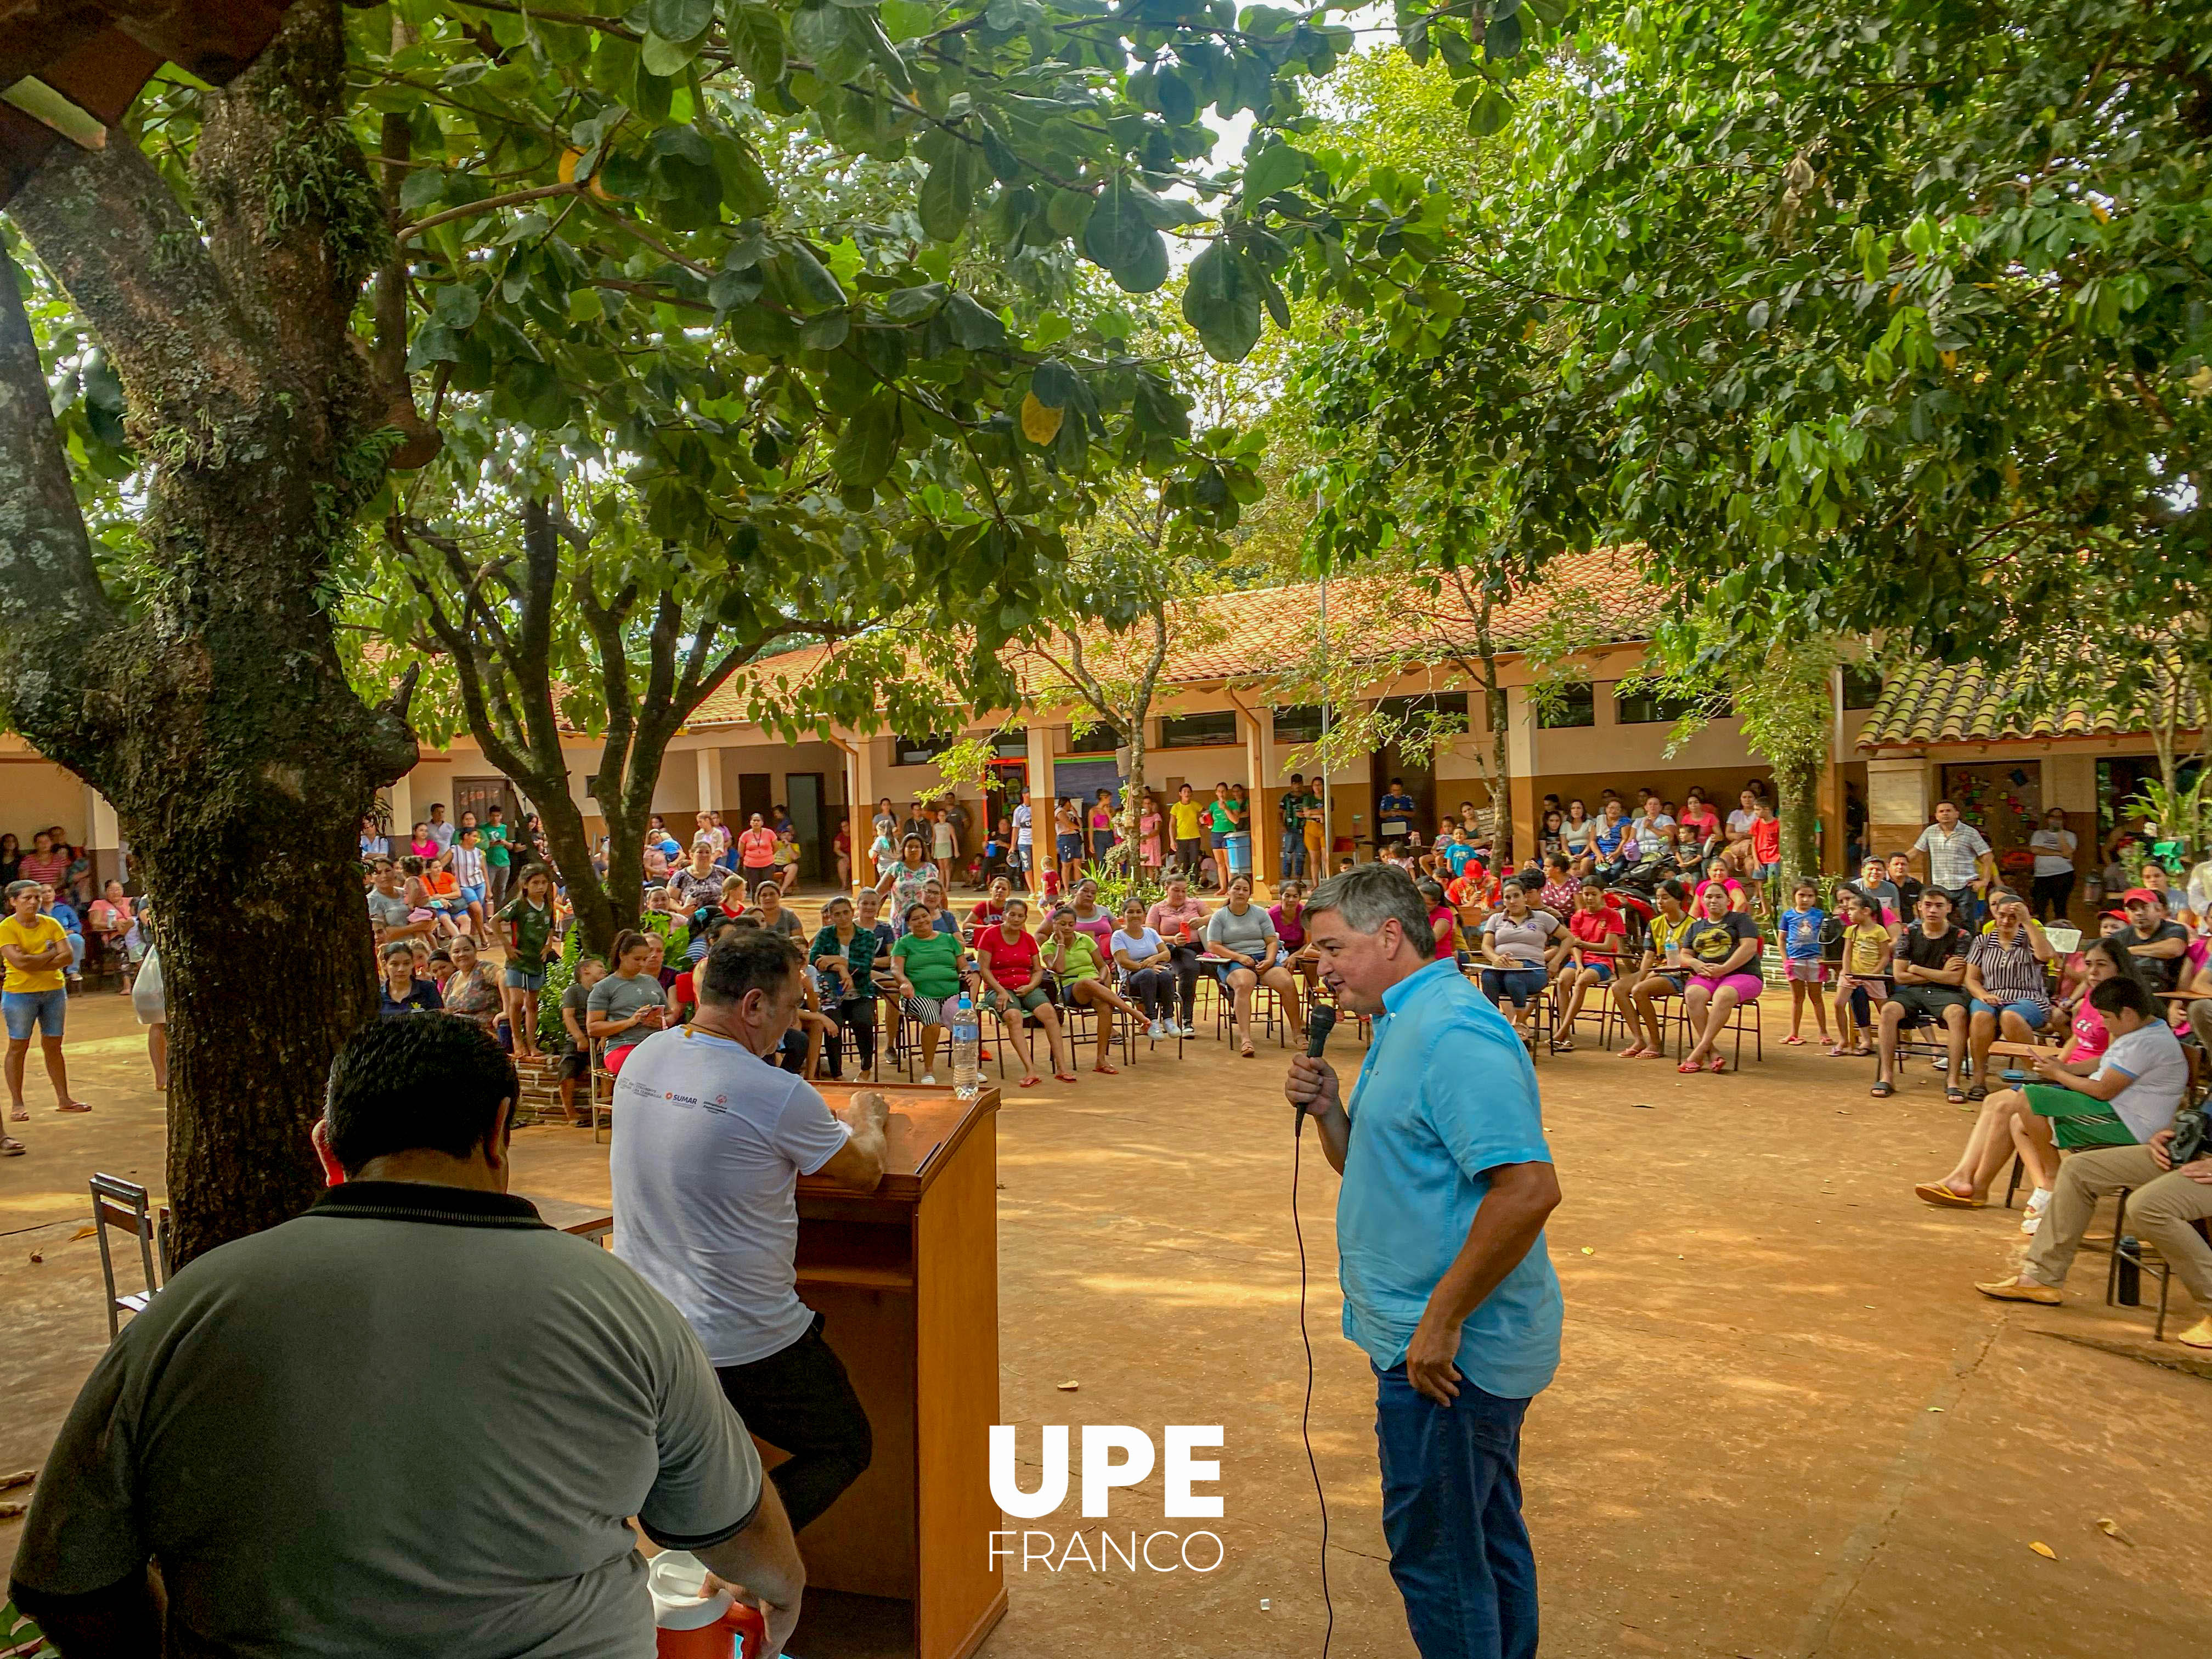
[1287,864,1562,1659]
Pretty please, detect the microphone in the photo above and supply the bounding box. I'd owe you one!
[1296,1004,1337,1137]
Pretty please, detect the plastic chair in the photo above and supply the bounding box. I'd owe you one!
[91,1173,163,1340]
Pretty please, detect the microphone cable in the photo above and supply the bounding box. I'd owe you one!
[1291,1108,1334,1658]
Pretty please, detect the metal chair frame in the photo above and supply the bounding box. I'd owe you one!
[91,1173,163,1340]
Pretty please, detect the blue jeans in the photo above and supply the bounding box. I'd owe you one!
[4,987,68,1041]
[1479,967,1546,1010]
[1374,1364,1537,1659]
[1280,829,1308,881]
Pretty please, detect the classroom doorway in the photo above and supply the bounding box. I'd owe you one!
[787,773,825,882]
[452,776,524,833]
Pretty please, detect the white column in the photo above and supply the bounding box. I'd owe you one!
[387,771,415,840]
[84,786,121,885]
[695,745,724,813]
[854,736,881,888]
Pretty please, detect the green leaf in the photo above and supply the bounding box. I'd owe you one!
[831,393,902,486]
[918,144,978,241]
[726,3,787,86]
[649,0,714,41]
[1110,228,1169,294]
[1483,10,1523,59]
[980,125,1022,183]
[640,30,701,76]
[944,291,1007,349]
[1156,66,1197,127]
[1082,176,1152,272]
[782,244,848,310]
[1132,371,1188,438]
[1029,360,1081,408]
[712,137,775,217]
[1467,86,1513,136]
[433,284,482,329]
[598,152,652,198]
[1243,140,1308,203]
[802,307,852,350]
[709,266,765,310]
[1182,241,1262,362]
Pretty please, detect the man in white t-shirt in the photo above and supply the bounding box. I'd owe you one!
[1012,793,1035,883]
[613,930,891,1532]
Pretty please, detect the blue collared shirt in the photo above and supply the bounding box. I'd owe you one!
[1338,957,1562,1400]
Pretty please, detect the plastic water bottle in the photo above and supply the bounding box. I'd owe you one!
[951,993,981,1099]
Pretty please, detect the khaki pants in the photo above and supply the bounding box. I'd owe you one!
[2024,1142,2212,1309]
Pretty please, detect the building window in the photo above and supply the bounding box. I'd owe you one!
[894,734,952,766]
[1066,721,1118,755]
[1614,687,1705,725]
[1273,704,1325,745]
[990,727,1028,759]
[1841,663,1883,709]
[1534,682,1596,729]
[1158,710,1239,749]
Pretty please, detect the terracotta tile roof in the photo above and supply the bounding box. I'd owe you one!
[1858,659,2204,749]
[690,548,1662,729]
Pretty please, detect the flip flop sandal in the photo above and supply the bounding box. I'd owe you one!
[1707,1056,1728,1073]
[1552,1040,1576,1053]
[1784,1035,1806,1046]
[55,1101,91,1114]
[1,1137,24,1156]
[1913,1182,1984,1209]
[1054,1071,1080,1083]
[1869,1081,1895,1097]
[1677,1060,1702,1074]
[1945,1087,1967,1105]
[1093,1063,1119,1075]
[1966,1084,1988,1101]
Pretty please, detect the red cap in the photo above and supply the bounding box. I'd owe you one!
[2120,887,2163,905]
[2100,909,2131,921]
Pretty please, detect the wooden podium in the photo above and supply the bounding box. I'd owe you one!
[784,1083,1005,1659]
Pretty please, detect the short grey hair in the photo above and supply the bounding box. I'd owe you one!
[1305,864,1438,953]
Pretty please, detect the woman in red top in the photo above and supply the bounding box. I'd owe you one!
[973,898,1072,1086]
[737,812,778,878]
[1552,883,1627,1052]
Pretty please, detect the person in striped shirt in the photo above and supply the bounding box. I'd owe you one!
[1962,890,2056,1098]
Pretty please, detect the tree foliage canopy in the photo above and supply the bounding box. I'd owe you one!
[1301,0,2212,667]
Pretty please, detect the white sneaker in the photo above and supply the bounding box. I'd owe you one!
[920,1072,936,1086]
[1170,1020,1190,1039]
[1148,1018,1165,1040]
[2021,1189,2051,1235]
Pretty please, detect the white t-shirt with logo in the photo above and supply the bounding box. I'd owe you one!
[610,1025,852,1367]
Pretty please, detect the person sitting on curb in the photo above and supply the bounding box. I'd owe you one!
[1871,890,1971,1102]
[1960,890,2055,1101]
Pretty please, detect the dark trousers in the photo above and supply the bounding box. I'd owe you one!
[822,998,875,1077]
[1164,943,1203,1023]
[2030,871,2074,920]
[1374,1364,1537,1659]
[1174,837,1204,880]
[1122,966,1173,1019]
[716,1313,873,1532]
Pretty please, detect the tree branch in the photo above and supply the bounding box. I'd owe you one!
[0,246,121,760]
[8,127,264,433]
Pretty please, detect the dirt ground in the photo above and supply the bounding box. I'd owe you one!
[4,936,2209,1658]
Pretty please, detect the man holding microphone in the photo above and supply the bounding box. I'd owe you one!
[1285,865,1562,1659]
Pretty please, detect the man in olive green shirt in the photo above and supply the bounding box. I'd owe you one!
[9,1015,803,1657]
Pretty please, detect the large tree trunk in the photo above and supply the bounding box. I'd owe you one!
[1774,754,1824,902]
[0,3,419,1266]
